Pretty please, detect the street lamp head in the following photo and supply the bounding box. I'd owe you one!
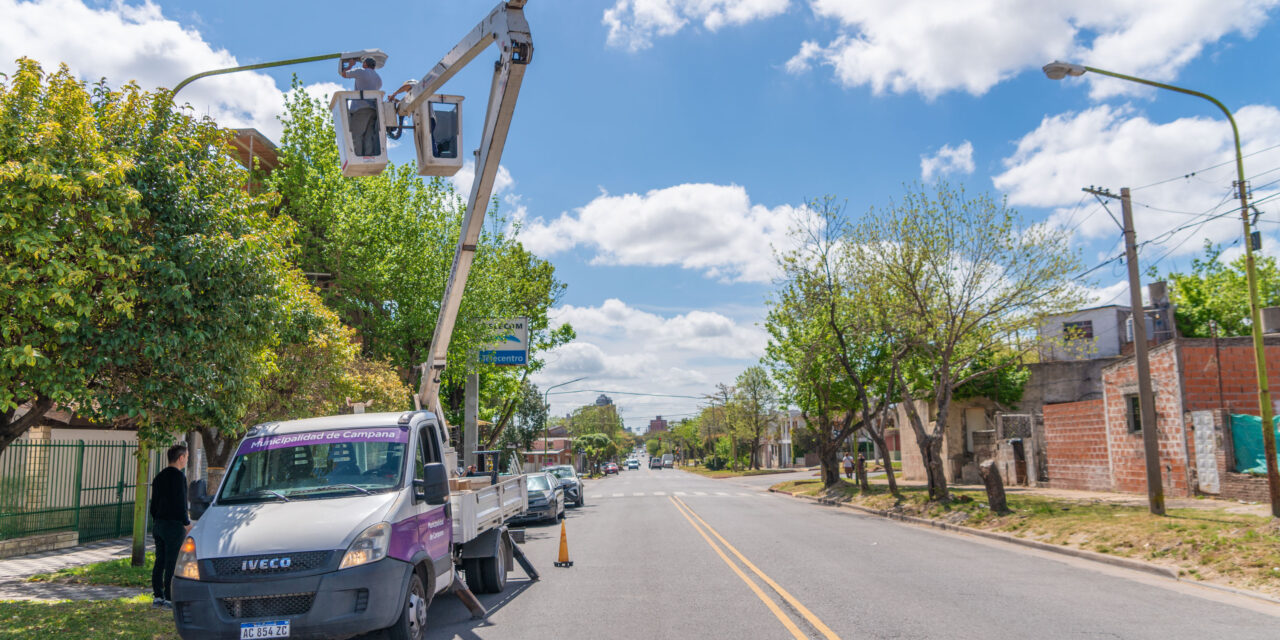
[1042,61,1086,80]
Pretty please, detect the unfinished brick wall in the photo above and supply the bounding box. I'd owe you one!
[1102,344,1193,497]
[1179,340,1280,414]
[1043,399,1111,491]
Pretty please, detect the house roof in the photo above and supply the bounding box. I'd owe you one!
[230,128,280,173]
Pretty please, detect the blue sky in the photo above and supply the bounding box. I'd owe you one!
[7,0,1280,430]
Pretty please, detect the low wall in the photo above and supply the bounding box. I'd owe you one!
[0,530,78,559]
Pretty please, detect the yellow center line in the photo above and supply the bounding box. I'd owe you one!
[669,496,807,640]
[673,495,841,640]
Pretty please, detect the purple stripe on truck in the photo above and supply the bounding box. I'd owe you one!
[238,427,408,453]
[389,505,452,563]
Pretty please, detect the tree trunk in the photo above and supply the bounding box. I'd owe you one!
[922,435,950,502]
[819,440,841,487]
[200,427,236,470]
[855,455,870,492]
[979,460,1009,514]
[866,429,898,495]
[751,434,762,470]
[0,396,55,455]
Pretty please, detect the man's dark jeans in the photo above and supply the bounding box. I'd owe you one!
[152,519,185,601]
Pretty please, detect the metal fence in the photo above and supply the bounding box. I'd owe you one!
[0,440,165,543]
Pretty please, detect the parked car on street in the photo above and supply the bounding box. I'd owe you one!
[649,457,663,469]
[511,471,565,524]
[603,462,619,475]
[662,453,674,468]
[548,464,584,507]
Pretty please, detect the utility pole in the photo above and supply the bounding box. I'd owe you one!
[1085,186,1165,515]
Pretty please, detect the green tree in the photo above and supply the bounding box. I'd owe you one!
[497,380,547,452]
[0,60,146,451]
[853,183,1082,500]
[734,367,778,470]
[267,81,572,429]
[1163,242,1280,338]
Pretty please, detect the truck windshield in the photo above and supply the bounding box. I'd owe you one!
[218,428,408,503]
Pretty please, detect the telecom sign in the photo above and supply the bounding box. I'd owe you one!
[478,317,528,366]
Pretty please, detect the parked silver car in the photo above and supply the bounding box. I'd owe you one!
[547,465,584,507]
[512,471,565,524]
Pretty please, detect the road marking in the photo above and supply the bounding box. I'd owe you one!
[669,497,807,640]
[715,491,730,496]
[694,492,707,496]
[613,493,624,497]
[673,496,841,640]
[674,491,688,496]
[653,491,666,495]
[737,492,754,497]
[633,492,644,496]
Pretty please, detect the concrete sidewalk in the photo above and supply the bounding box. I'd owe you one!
[0,537,152,601]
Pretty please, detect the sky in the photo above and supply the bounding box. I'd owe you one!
[6,0,1280,431]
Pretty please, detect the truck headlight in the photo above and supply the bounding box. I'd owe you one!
[176,537,200,580]
[340,522,390,570]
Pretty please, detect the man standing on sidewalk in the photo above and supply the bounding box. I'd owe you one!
[842,452,855,480]
[150,443,190,608]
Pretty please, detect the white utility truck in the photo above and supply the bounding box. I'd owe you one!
[172,2,537,639]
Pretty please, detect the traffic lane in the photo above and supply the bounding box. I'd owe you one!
[423,489,789,639]
[676,491,1280,640]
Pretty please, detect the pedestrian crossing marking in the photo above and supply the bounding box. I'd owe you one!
[613,493,624,497]
[633,492,644,496]
[674,491,687,496]
[653,491,666,495]
[715,492,730,496]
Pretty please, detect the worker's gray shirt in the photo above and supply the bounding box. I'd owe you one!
[347,68,382,91]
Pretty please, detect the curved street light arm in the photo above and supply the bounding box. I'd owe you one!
[171,52,344,97]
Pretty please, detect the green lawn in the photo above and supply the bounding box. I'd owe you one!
[27,553,153,588]
[0,595,176,639]
[773,479,1280,596]
[682,465,798,479]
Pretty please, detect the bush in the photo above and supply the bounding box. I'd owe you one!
[704,455,728,471]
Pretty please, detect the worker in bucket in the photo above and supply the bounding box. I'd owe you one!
[340,56,383,156]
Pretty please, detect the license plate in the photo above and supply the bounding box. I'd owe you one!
[240,621,290,638]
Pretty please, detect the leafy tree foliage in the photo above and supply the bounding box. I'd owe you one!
[1163,242,1280,338]
[1,59,305,451]
[733,366,778,470]
[1,60,147,450]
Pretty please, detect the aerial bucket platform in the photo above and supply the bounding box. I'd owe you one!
[413,94,465,177]
[330,90,390,177]
[331,49,392,177]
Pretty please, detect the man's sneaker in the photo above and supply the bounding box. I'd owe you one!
[162,600,175,610]
[152,598,167,608]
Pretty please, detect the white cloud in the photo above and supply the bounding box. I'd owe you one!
[0,0,339,142]
[518,183,800,283]
[993,104,1280,261]
[532,299,769,426]
[920,141,975,181]
[450,161,515,201]
[603,0,791,51]
[787,0,1279,98]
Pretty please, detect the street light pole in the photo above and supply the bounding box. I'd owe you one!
[1045,62,1280,517]
[542,377,586,468]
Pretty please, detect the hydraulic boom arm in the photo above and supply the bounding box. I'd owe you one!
[408,2,532,435]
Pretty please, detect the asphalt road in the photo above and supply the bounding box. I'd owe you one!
[423,464,1280,639]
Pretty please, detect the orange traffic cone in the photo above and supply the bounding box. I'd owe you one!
[554,520,573,567]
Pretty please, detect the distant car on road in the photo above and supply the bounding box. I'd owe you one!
[626,459,639,470]
[547,464,584,507]
[649,457,663,469]
[603,462,619,475]
[662,453,674,468]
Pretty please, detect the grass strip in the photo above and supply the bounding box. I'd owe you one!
[26,553,154,588]
[0,595,175,639]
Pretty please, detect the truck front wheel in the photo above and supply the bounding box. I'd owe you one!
[387,570,430,640]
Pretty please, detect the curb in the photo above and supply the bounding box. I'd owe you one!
[769,487,1280,605]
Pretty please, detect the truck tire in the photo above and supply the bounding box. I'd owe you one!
[479,536,509,594]
[462,558,485,593]
[387,570,430,640]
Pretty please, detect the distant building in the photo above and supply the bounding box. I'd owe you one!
[594,394,613,406]
[648,416,668,434]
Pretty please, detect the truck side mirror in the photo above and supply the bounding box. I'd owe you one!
[415,462,450,505]
[188,479,212,521]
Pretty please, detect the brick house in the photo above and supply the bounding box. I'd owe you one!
[1042,336,1278,500]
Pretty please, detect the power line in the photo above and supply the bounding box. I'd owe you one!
[546,388,707,400]
[1132,142,1280,191]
